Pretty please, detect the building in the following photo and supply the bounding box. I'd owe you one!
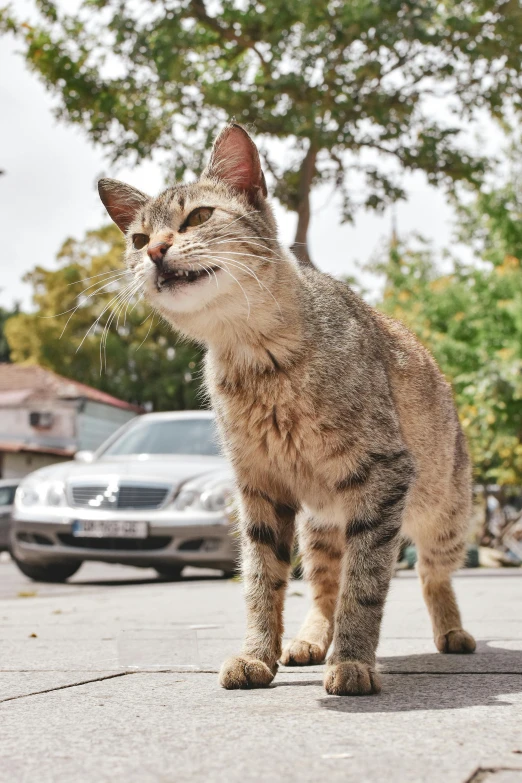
[0,364,142,479]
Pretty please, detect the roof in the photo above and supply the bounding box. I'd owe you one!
[0,364,143,413]
[0,440,75,457]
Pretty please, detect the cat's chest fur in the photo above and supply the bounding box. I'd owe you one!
[206,353,350,506]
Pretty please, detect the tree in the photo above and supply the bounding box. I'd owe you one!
[0,302,19,362]
[3,1,522,263]
[372,157,522,484]
[5,224,205,411]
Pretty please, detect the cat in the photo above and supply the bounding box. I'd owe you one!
[98,123,476,696]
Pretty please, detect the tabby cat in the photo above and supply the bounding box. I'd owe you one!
[98,123,476,696]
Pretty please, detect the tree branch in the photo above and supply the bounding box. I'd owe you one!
[189,0,270,75]
[291,142,318,267]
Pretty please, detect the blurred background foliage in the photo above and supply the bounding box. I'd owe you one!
[3,148,521,484]
[0,302,19,362]
[2,0,522,262]
[373,144,522,485]
[4,225,205,412]
[1,0,522,483]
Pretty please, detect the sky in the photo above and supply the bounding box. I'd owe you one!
[0,37,480,312]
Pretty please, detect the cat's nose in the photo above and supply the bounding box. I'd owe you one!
[147,241,171,269]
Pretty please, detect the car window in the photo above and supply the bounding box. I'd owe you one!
[0,486,17,505]
[100,418,221,457]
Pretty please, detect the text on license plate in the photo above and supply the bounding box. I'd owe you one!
[72,520,149,539]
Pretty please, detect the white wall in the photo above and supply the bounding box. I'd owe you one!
[2,452,68,480]
[0,399,138,476]
[0,401,77,452]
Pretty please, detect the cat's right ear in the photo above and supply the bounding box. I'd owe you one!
[98,178,150,233]
[203,124,267,205]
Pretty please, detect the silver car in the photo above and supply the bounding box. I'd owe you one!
[0,479,19,551]
[11,411,238,582]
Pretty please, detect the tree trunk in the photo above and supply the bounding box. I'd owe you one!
[290,142,317,267]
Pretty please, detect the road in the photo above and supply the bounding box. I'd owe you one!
[1,555,522,783]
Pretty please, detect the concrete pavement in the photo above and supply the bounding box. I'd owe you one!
[1,556,522,783]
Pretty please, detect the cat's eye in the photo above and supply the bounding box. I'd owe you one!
[132,233,149,250]
[185,207,214,228]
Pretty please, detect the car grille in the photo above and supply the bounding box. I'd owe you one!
[69,484,170,510]
[118,485,169,509]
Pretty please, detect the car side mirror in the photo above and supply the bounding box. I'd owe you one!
[74,450,95,463]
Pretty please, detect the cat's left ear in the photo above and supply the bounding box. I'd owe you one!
[98,178,150,233]
[203,123,267,205]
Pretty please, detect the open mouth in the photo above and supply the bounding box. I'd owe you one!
[156,266,219,290]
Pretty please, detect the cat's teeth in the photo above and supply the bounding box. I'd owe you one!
[157,267,210,287]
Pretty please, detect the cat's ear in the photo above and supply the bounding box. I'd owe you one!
[204,123,267,204]
[98,178,150,233]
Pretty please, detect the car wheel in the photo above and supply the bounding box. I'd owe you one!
[13,558,82,583]
[155,565,184,581]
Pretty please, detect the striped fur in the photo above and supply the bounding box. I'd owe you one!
[102,124,476,696]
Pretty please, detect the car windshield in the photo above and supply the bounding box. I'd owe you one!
[99,417,221,457]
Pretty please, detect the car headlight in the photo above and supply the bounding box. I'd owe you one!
[15,481,67,509]
[173,482,236,516]
[173,489,198,511]
[16,484,40,507]
[200,486,233,513]
[46,482,66,507]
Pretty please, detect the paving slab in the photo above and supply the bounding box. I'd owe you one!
[2,635,521,675]
[0,671,126,702]
[1,559,522,782]
[2,570,522,674]
[1,672,522,783]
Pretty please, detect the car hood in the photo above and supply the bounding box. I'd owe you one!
[22,455,229,489]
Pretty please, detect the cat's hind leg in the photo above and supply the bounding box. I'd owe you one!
[414,507,476,654]
[281,518,343,666]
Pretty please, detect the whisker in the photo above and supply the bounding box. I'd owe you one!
[194,261,219,289]
[101,293,131,371]
[213,212,260,235]
[67,270,132,305]
[76,279,137,355]
[207,248,278,265]
[66,268,132,287]
[202,260,251,318]
[202,253,282,316]
[127,288,145,319]
[39,271,130,322]
[206,230,277,245]
[210,232,281,244]
[205,237,278,258]
[102,279,143,370]
[204,253,263,287]
[122,272,147,323]
[55,273,132,338]
[134,312,155,353]
[121,280,144,329]
[100,283,140,371]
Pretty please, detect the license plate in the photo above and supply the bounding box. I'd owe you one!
[72,520,149,539]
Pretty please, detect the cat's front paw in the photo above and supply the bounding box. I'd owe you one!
[324,660,381,696]
[219,655,276,690]
[436,629,476,654]
[280,639,327,666]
